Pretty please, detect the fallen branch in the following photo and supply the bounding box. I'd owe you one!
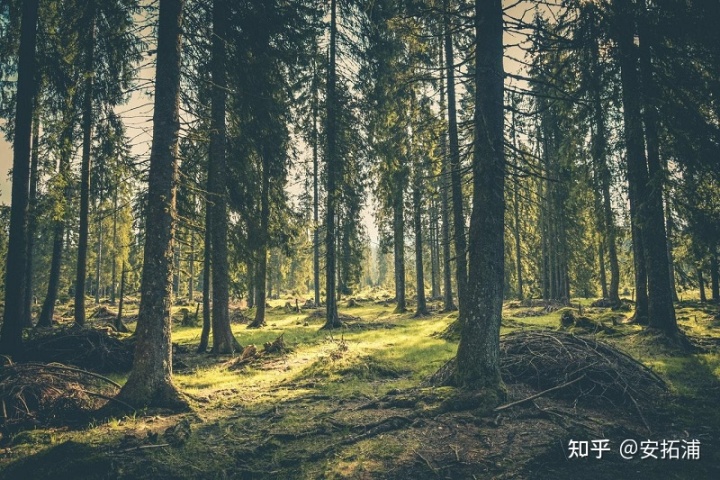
[494,375,586,412]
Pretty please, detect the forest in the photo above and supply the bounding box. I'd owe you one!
[0,0,718,478]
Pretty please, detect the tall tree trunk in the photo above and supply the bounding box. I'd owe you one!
[438,41,456,312]
[711,251,720,303]
[37,104,74,328]
[443,0,467,309]
[110,186,118,305]
[198,207,211,353]
[23,114,40,327]
[116,0,188,411]
[249,149,271,328]
[322,0,341,328]
[509,102,524,301]
[635,3,678,333]
[393,184,406,313]
[454,0,505,396]
[698,265,707,303]
[246,257,254,309]
[588,13,620,305]
[429,196,440,300]
[615,0,649,326]
[114,262,128,332]
[412,150,428,317]
[188,228,195,301]
[207,0,236,352]
[74,0,97,327]
[0,0,40,356]
[598,241,608,299]
[95,204,103,305]
[312,58,321,308]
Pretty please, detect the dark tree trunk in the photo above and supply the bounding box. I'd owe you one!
[393,185,407,313]
[23,114,40,327]
[114,262,128,333]
[454,0,505,395]
[322,0,341,329]
[208,0,236,352]
[74,0,96,327]
[188,229,195,301]
[430,196,440,300]
[438,42,456,312]
[246,257,254,309]
[110,186,118,305]
[249,148,271,328]
[616,0,649,325]
[198,207,211,353]
[95,205,103,305]
[37,104,74,328]
[312,60,321,308]
[636,6,678,333]
[509,103,524,301]
[0,0,40,357]
[588,14,620,306]
[711,252,720,303]
[443,0,467,309]
[698,265,707,303]
[116,0,188,411]
[598,241,608,299]
[412,152,428,317]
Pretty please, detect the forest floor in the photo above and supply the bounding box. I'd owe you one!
[0,292,719,479]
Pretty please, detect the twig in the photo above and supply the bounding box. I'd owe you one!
[494,375,586,412]
[26,363,122,389]
[413,449,439,476]
[115,443,170,454]
[80,389,136,412]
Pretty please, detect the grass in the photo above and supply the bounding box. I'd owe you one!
[2,294,719,479]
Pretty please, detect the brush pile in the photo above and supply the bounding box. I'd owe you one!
[0,361,120,433]
[500,330,666,408]
[23,327,133,373]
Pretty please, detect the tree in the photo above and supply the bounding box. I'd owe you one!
[443,0,467,310]
[207,0,236,352]
[0,0,40,357]
[116,0,189,410]
[613,0,678,335]
[323,0,341,328]
[453,0,505,395]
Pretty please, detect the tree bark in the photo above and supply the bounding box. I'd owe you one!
[115,0,188,411]
[393,181,406,313]
[711,252,719,303]
[312,57,321,307]
[0,0,40,357]
[110,186,118,305]
[207,0,236,352]
[454,0,505,394]
[198,206,211,353]
[322,0,341,328]
[438,41,456,312]
[443,0,467,310]
[698,265,707,303]
[615,0,649,326]
[115,262,128,333]
[249,145,271,328]
[23,114,40,327]
[37,100,75,328]
[412,143,428,316]
[74,0,97,327]
[635,3,678,333]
